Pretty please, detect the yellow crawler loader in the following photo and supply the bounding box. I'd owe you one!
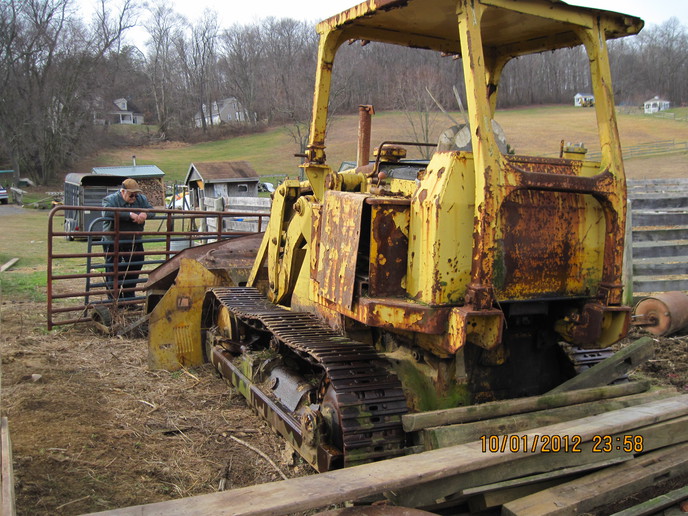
[145,0,643,472]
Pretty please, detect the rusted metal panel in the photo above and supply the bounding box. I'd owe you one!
[145,233,263,290]
[317,191,369,309]
[556,302,631,348]
[148,259,223,371]
[494,190,599,299]
[368,199,410,297]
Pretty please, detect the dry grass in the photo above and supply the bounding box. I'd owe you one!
[90,106,688,182]
[0,301,309,515]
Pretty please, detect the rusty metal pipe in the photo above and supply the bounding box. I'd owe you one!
[357,105,375,168]
[633,291,688,336]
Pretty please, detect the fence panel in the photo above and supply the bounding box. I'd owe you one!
[47,205,268,329]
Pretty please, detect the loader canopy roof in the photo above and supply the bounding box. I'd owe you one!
[317,0,643,58]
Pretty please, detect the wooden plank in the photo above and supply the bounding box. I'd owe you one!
[0,258,18,273]
[1,418,16,516]
[502,442,688,516]
[403,381,650,432]
[610,485,688,516]
[548,337,654,393]
[388,413,688,508]
[461,457,629,496]
[468,479,563,512]
[83,395,688,516]
[423,389,676,449]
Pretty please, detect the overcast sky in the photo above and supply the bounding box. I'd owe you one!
[80,0,686,48]
[136,0,685,27]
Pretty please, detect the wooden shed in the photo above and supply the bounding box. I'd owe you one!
[184,161,260,210]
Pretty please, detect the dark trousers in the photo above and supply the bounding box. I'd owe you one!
[104,240,144,300]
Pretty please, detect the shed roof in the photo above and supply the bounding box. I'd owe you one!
[91,165,165,178]
[184,161,259,185]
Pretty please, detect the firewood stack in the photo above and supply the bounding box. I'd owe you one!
[137,178,165,207]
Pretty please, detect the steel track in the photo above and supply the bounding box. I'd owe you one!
[209,286,408,468]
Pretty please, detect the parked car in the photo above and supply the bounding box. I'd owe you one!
[258,182,275,193]
[0,184,8,204]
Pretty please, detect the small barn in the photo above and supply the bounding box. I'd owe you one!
[644,96,671,114]
[184,161,260,211]
[574,93,594,107]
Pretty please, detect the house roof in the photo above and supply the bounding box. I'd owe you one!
[91,165,165,178]
[644,97,669,103]
[110,98,143,115]
[184,161,259,185]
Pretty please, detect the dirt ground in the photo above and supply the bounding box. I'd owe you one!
[1,296,687,515]
[0,301,314,515]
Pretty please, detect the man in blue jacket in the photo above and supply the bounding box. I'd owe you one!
[102,178,154,302]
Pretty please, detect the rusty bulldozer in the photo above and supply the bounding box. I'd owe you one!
[145,0,649,476]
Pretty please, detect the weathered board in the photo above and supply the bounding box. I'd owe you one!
[502,442,688,516]
[83,395,688,516]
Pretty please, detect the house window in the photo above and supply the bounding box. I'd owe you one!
[237,184,248,192]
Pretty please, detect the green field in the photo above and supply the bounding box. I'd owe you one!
[83,105,688,183]
[2,105,686,303]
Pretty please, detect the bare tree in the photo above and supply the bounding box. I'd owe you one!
[0,0,135,184]
[218,23,263,124]
[176,10,220,132]
[143,1,184,138]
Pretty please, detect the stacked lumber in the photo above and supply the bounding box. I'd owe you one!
[83,338,688,516]
[84,390,688,516]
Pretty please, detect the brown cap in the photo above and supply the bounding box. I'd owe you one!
[122,178,142,192]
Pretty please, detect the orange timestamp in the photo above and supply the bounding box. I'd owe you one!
[479,434,644,454]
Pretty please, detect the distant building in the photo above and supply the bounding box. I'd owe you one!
[193,97,253,128]
[644,96,671,114]
[184,161,266,233]
[94,98,145,125]
[184,161,260,210]
[574,93,595,107]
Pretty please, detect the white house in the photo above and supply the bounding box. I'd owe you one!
[574,93,595,107]
[93,98,144,125]
[193,97,252,128]
[644,96,671,114]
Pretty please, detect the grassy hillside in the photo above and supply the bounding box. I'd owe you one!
[78,105,688,183]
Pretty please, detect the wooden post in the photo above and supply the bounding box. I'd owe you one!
[389,414,688,508]
[422,389,676,449]
[403,381,649,432]
[1,418,16,516]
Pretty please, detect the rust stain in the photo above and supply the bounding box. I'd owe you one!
[369,203,409,297]
[418,189,428,203]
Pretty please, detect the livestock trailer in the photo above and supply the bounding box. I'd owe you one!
[63,173,124,238]
[63,165,166,239]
